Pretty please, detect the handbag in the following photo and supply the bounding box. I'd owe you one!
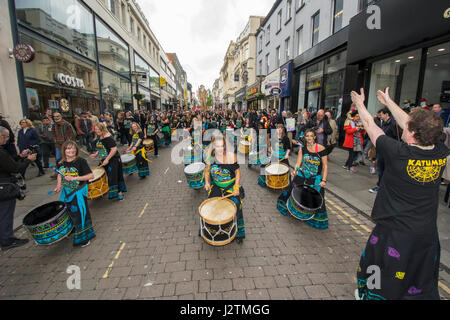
[0,183,23,201]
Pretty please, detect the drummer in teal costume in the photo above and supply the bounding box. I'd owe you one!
[277,129,329,229]
[54,141,96,247]
[204,136,245,244]
[258,124,291,187]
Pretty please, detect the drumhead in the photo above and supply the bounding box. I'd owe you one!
[121,154,136,162]
[266,163,289,175]
[199,198,236,225]
[240,141,251,146]
[185,162,206,174]
[23,202,66,227]
[90,167,105,182]
[291,185,323,211]
[143,139,152,145]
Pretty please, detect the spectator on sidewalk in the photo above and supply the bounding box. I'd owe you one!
[369,108,399,193]
[0,113,17,157]
[325,111,338,155]
[0,126,36,251]
[343,111,365,172]
[304,109,333,148]
[77,112,95,153]
[52,113,76,176]
[87,110,99,127]
[39,116,55,169]
[17,119,45,177]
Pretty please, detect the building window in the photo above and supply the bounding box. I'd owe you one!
[285,37,291,61]
[277,9,282,32]
[121,2,126,24]
[296,0,305,10]
[259,34,263,52]
[259,60,263,75]
[312,11,320,47]
[276,46,280,68]
[15,0,96,60]
[137,27,141,42]
[244,43,249,60]
[266,25,270,44]
[422,42,450,111]
[286,0,292,21]
[296,26,304,56]
[333,0,344,34]
[265,53,270,74]
[367,49,422,115]
[107,0,115,15]
[130,17,134,33]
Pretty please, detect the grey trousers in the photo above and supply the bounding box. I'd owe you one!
[0,199,16,244]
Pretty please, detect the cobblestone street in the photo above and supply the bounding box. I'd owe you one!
[1,145,449,300]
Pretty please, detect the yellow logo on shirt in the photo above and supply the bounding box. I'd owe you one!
[407,158,446,183]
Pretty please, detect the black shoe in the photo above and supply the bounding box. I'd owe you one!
[1,238,29,251]
[235,238,243,245]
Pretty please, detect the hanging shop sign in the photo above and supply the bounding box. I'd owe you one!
[13,43,35,63]
[270,87,282,96]
[279,61,292,98]
[54,73,86,89]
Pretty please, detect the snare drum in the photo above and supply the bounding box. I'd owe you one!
[121,154,138,175]
[287,185,324,221]
[23,202,74,246]
[265,163,290,190]
[238,141,250,154]
[184,162,205,190]
[199,197,237,246]
[88,167,109,200]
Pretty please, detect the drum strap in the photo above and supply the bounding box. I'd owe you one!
[132,147,152,163]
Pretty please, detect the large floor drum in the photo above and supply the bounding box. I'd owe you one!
[23,202,74,246]
[199,197,237,246]
[287,185,324,221]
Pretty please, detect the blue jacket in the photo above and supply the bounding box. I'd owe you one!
[17,128,41,152]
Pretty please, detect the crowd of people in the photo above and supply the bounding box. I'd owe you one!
[0,93,448,299]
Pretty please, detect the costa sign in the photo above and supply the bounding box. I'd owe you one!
[54,73,85,89]
[13,43,35,63]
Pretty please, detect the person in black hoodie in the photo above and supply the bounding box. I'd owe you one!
[0,126,36,251]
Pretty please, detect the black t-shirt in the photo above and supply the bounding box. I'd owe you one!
[100,136,119,159]
[372,135,449,234]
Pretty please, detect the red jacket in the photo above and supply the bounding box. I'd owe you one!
[343,123,365,149]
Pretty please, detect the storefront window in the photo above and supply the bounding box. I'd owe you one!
[96,18,130,77]
[134,53,150,88]
[20,33,100,120]
[16,0,96,60]
[422,42,450,109]
[149,66,160,95]
[305,61,323,113]
[297,70,306,111]
[323,51,346,119]
[101,70,132,113]
[367,49,421,114]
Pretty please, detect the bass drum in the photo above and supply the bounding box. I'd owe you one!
[23,202,74,246]
[287,185,324,221]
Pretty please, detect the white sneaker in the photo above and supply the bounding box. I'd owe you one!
[355,289,361,300]
[81,241,91,248]
[370,167,376,175]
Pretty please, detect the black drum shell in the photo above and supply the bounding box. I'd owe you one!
[291,185,323,213]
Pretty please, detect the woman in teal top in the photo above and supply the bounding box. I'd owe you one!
[204,136,245,244]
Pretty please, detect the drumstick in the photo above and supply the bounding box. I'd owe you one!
[219,193,234,200]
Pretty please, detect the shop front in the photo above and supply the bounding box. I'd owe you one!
[296,50,347,119]
[246,82,262,111]
[20,32,100,123]
[345,0,450,119]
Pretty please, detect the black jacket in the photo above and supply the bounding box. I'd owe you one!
[0,146,31,183]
